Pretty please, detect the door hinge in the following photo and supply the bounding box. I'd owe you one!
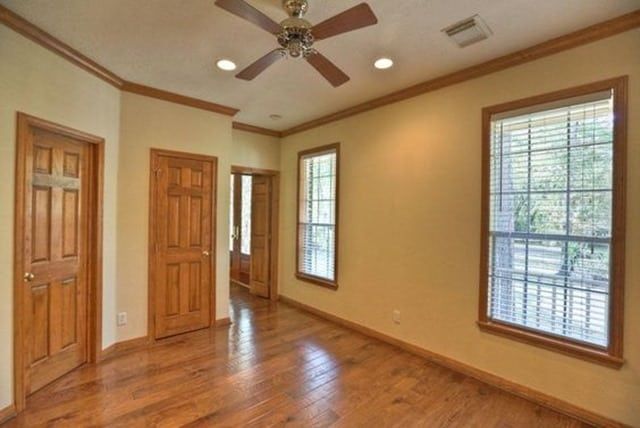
[153,168,161,179]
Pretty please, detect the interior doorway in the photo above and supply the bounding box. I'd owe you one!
[229,166,279,300]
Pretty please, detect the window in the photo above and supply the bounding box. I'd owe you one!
[241,174,252,255]
[229,177,234,251]
[229,174,252,254]
[479,78,627,367]
[297,144,340,288]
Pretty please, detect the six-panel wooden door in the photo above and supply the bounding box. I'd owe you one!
[21,126,89,395]
[151,151,215,339]
[249,176,271,298]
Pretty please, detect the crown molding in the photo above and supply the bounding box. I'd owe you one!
[2,4,638,138]
[281,9,640,137]
[0,4,124,88]
[0,4,242,119]
[232,122,282,138]
[121,82,239,116]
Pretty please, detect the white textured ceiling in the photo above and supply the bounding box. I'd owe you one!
[1,0,638,130]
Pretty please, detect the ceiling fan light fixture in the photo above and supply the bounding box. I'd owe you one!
[374,58,394,70]
[216,59,237,71]
[215,0,379,86]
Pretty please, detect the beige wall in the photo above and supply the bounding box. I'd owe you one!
[279,29,640,425]
[116,92,233,341]
[231,129,280,171]
[0,26,121,409]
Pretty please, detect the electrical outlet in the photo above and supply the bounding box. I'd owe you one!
[392,310,401,324]
[117,312,127,326]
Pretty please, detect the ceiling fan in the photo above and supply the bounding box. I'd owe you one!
[215,0,378,87]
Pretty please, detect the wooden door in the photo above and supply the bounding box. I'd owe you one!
[249,176,271,298]
[229,174,251,286]
[151,151,216,339]
[21,126,89,395]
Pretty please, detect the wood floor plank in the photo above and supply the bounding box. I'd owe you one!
[2,284,594,427]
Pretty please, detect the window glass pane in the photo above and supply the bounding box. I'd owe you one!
[488,94,613,347]
[241,175,252,255]
[229,176,234,251]
[298,149,337,282]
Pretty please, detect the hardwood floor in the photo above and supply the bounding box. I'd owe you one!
[4,284,590,427]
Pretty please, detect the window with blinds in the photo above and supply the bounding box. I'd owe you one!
[297,144,339,286]
[487,91,616,348]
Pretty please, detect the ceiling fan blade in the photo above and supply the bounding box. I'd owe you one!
[236,49,284,80]
[215,0,281,35]
[306,52,350,87]
[312,3,378,41]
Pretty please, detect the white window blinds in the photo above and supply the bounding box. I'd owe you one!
[298,148,338,283]
[488,92,614,348]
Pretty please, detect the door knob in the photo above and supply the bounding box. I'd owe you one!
[23,272,35,282]
[202,250,211,257]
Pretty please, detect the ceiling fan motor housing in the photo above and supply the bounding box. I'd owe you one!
[278,17,315,58]
[283,0,308,18]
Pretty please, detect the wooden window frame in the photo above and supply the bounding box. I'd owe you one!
[296,143,340,289]
[478,77,628,368]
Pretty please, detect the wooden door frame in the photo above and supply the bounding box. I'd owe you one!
[148,148,218,341]
[13,112,104,412]
[231,166,280,301]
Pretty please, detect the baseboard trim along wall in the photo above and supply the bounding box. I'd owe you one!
[215,317,232,327]
[0,403,17,424]
[100,319,232,360]
[100,336,150,361]
[277,295,628,428]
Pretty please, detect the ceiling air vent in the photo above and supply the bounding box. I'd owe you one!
[442,15,492,48]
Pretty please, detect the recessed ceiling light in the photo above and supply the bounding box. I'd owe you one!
[216,59,237,71]
[374,58,394,70]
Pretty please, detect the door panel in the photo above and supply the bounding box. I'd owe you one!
[152,153,215,339]
[250,176,271,298]
[22,128,89,395]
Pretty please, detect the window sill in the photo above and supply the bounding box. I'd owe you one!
[477,320,624,369]
[296,273,338,290]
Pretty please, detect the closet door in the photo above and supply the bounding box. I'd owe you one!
[151,151,215,339]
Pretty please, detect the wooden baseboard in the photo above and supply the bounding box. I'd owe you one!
[100,336,149,361]
[99,320,231,361]
[0,403,16,424]
[215,317,232,327]
[278,295,627,428]
[230,279,250,289]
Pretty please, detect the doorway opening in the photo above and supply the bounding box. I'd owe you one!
[229,166,279,301]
